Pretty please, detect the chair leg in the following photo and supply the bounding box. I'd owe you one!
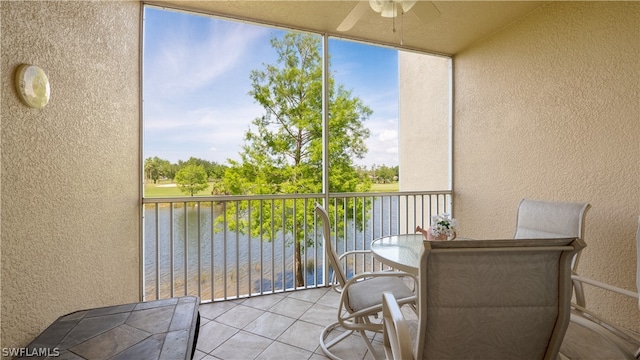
[358,329,383,360]
[320,320,384,360]
[320,321,355,360]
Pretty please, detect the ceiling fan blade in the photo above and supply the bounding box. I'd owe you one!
[411,1,440,24]
[337,1,370,32]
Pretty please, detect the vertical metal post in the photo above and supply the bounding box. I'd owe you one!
[281,199,286,290]
[210,201,214,301]
[138,7,146,303]
[270,200,275,291]
[448,58,455,215]
[322,35,330,286]
[222,202,227,299]
[235,200,240,298]
[247,202,252,296]
[170,204,175,298]
[259,200,264,295]
[183,202,188,296]
[197,203,201,298]
[293,199,298,289]
[155,204,160,300]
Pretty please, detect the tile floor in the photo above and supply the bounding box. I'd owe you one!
[192,286,640,360]
[193,287,393,360]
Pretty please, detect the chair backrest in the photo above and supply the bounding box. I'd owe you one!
[415,237,585,360]
[315,204,347,289]
[514,199,590,239]
[514,198,590,270]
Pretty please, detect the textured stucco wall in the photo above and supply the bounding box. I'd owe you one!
[1,1,141,349]
[399,52,450,192]
[453,1,639,331]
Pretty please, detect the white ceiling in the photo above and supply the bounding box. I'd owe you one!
[147,1,548,56]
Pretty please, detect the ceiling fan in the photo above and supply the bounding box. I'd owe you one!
[337,0,440,32]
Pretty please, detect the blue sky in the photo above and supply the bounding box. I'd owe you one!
[143,6,399,168]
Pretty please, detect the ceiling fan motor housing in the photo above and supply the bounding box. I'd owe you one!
[369,0,417,17]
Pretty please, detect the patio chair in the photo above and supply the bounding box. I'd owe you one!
[383,237,585,360]
[315,203,417,360]
[382,292,414,360]
[560,216,640,359]
[514,198,591,270]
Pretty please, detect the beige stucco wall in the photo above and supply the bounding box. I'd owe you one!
[453,1,639,331]
[399,51,451,192]
[1,1,141,350]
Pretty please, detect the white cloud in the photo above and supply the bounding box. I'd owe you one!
[355,116,399,168]
[145,20,269,101]
[379,129,398,142]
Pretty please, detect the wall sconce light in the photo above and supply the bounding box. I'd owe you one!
[15,64,50,109]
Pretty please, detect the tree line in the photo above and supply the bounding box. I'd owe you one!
[144,156,225,186]
[144,156,399,196]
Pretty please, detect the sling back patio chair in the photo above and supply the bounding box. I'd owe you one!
[560,216,640,359]
[315,203,417,360]
[514,198,590,271]
[383,237,585,360]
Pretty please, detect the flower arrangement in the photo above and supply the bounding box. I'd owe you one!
[430,213,457,238]
[417,213,458,240]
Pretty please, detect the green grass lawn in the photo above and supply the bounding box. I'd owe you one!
[370,183,399,192]
[144,180,212,197]
[144,181,398,197]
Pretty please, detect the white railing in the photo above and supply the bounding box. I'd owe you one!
[141,191,452,302]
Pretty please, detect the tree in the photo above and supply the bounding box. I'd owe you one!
[144,156,172,184]
[221,32,373,287]
[177,157,228,181]
[374,164,398,183]
[174,164,209,196]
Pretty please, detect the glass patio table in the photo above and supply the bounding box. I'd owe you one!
[371,234,470,275]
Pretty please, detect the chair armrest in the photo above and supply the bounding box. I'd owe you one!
[338,249,371,261]
[572,274,638,308]
[569,273,640,358]
[327,250,374,293]
[382,292,414,360]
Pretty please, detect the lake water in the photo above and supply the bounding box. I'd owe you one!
[143,196,411,300]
